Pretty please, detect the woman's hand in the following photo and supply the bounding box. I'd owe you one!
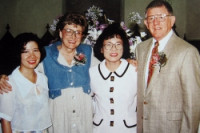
[0,75,12,94]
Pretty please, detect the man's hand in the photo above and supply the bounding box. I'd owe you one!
[0,75,12,94]
[127,59,138,72]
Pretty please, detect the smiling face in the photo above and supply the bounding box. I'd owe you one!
[144,6,175,41]
[59,24,83,50]
[20,41,41,71]
[101,35,123,65]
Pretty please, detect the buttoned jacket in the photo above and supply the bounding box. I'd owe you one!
[90,59,137,133]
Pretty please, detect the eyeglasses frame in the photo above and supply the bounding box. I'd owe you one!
[145,14,172,23]
[62,28,83,38]
[103,43,123,50]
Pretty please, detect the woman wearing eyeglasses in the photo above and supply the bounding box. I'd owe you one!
[0,13,100,133]
[41,12,101,133]
[90,23,137,133]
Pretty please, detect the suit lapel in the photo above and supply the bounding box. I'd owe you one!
[140,39,153,95]
[145,33,178,95]
[163,33,177,56]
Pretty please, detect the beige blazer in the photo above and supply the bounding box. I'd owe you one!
[136,33,200,133]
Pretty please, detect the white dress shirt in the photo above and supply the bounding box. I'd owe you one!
[0,67,51,132]
[145,30,173,88]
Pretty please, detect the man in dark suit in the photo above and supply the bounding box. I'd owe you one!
[136,0,200,133]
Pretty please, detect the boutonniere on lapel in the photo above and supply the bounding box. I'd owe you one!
[153,52,167,72]
[74,53,87,65]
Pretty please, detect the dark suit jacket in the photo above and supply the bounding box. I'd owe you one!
[136,32,200,133]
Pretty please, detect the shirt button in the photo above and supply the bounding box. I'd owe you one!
[73,110,76,113]
[110,121,114,126]
[72,123,76,128]
[70,82,73,86]
[69,69,72,72]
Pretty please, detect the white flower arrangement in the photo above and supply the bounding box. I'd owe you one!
[120,21,146,59]
[85,5,104,29]
[128,11,143,24]
[50,15,62,32]
[83,5,114,46]
[50,19,58,31]
[83,27,103,46]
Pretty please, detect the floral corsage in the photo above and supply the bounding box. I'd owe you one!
[74,53,87,65]
[153,52,167,72]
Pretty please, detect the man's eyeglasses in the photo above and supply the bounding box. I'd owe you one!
[62,28,82,38]
[104,43,123,50]
[146,14,172,23]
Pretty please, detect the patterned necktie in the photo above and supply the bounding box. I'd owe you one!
[147,41,159,86]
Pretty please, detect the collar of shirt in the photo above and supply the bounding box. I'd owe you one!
[58,50,78,67]
[11,67,43,98]
[153,29,173,52]
[100,59,128,78]
[145,29,173,88]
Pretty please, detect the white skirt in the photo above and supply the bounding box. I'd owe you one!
[48,87,93,133]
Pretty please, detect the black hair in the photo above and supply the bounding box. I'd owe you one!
[93,22,130,61]
[15,33,46,66]
[145,0,173,15]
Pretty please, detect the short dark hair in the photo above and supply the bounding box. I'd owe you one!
[93,23,130,61]
[55,12,88,38]
[15,33,46,66]
[145,0,173,15]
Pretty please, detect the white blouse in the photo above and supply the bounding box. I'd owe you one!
[90,59,137,133]
[0,67,51,132]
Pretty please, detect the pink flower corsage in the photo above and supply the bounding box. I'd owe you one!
[74,53,87,65]
[153,52,167,72]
